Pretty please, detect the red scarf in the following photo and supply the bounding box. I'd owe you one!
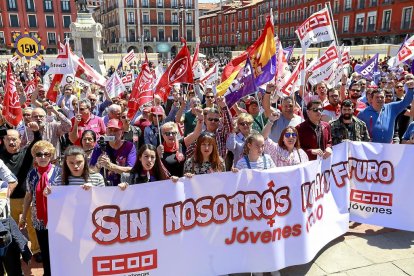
[163,140,179,153]
[36,164,52,227]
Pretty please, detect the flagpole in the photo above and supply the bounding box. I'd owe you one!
[325,3,339,47]
[156,115,162,146]
[255,92,265,130]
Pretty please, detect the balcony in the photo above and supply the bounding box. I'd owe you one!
[128,20,135,25]
[367,24,375,32]
[128,37,136,42]
[381,26,391,31]
[355,26,364,33]
[158,19,165,24]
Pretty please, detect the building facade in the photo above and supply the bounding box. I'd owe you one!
[277,0,414,47]
[99,0,199,58]
[199,0,272,56]
[0,0,77,54]
[200,0,414,55]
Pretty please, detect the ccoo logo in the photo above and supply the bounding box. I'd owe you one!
[168,57,188,85]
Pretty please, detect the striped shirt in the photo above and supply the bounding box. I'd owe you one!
[55,173,105,187]
[235,154,276,170]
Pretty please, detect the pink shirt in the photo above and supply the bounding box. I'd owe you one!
[71,114,106,145]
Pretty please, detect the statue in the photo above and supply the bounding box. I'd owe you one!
[75,0,89,13]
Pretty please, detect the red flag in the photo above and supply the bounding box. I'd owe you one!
[2,63,23,126]
[24,77,38,106]
[127,53,155,119]
[46,42,71,102]
[154,39,193,102]
[192,42,199,68]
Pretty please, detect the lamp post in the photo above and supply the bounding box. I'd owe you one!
[236,29,241,51]
[177,4,187,44]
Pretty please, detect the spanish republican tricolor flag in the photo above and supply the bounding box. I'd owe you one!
[218,16,276,95]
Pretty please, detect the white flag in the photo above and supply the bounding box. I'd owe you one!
[200,63,219,87]
[275,37,292,94]
[280,55,305,97]
[123,50,136,64]
[388,35,414,67]
[45,42,75,75]
[306,42,340,86]
[295,8,335,50]
[105,72,126,98]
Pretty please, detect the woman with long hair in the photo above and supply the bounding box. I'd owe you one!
[19,141,61,276]
[184,132,225,177]
[118,144,169,189]
[235,132,276,170]
[80,130,97,161]
[263,112,309,166]
[58,146,105,187]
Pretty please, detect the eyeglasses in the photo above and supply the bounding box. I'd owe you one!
[239,121,253,127]
[206,96,214,99]
[350,89,361,92]
[164,131,178,137]
[385,95,393,98]
[79,107,87,111]
[311,108,323,113]
[208,118,220,122]
[32,115,45,118]
[35,152,51,158]
[284,132,298,138]
[396,86,403,88]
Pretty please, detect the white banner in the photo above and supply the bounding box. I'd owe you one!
[105,72,126,98]
[307,42,339,86]
[123,50,136,64]
[347,142,414,231]
[48,145,350,276]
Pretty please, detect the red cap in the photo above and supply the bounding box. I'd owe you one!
[107,119,123,129]
[151,106,165,116]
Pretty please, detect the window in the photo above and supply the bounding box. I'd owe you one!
[280,13,284,24]
[0,32,4,44]
[129,29,135,41]
[245,10,249,18]
[225,15,228,22]
[26,0,35,11]
[143,29,150,40]
[171,0,178,7]
[7,0,17,10]
[128,12,135,24]
[44,0,53,11]
[357,0,364,9]
[127,0,134,7]
[47,32,56,45]
[61,15,71,28]
[245,21,249,30]
[238,22,242,30]
[280,28,284,38]
[142,13,149,24]
[285,28,289,37]
[186,29,192,41]
[252,31,256,41]
[252,8,256,18]
[219,35,222,44]
[355,13,365,32]
[342,16,349,32]
[238,11,242,20]
[285,12,289,23]
[297,10,301,21]
[333,0,339,13]
[157,12,164,24]
[317,4,322,10]
[344,0,351,10]
[28,14,37,28]
[46,15,55,27]
[61,0,70,11]
[142,0,149,7]
[369,0,377,6]
[303,7,308,19]
[367,11,376,31]
[157,0,163,7]
[382,10,391,30]
[290,27,294,37]
[219,26,222,33]
[186,13,192,24]
[207,27,210,34]
[172,29,179,41]
[172,13,178,24]
[224,24,228,32]
[231,23,235,32]
[402,7,412,30]
[310,5,314,15]
[158,29,164,41]
[244,32,248,42]
[0,16,2,27]
[291,10,295,22]
[9,14,19,27]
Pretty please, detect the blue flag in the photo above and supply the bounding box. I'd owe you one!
[355,54,379,80]
[223,57,257,108]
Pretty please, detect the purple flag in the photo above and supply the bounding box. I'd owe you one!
[223,57,257,108]
[283,46,294,62]
[355,54,379,80]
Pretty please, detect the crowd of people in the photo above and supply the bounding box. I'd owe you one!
[0,54,413,275]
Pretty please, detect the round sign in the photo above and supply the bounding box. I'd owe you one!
[157,43,171,53]
[12,32,43,61]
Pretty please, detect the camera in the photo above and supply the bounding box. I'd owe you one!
[97,136,115,151]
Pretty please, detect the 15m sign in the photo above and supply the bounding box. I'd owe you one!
[11,32,44,61]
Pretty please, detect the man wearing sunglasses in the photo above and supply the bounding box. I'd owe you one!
[340,81,367,116]
[330,100,370,146]
[296,100,332,160]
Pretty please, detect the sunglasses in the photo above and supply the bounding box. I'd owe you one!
[239,121,252,127]
[208,118,220,122]
[396,86,403,88]
[35,152,51,158]
[206,96,214,99]
[311,108,323,113]
[284,132,297,138]
[164,131,178,137]
[79,107,87,111]
[351,89,361,92]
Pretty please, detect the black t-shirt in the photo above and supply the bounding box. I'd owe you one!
[161,139,185,177]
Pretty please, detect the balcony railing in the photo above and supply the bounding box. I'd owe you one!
[355,26,364,32]
[128,20,135,25]
[367,25,375,32]
[48,40,56,45]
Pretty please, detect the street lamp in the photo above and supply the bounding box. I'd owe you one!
[177,4,187,44]
[236,29,241,50]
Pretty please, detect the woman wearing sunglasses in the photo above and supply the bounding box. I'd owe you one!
[118,144,169,189]
[263,112,308,166]
[20,141,61,276]
[184,132,225,177]
[158,113,203,177]
[226,113,254,166]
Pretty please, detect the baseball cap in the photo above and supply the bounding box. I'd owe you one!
[151,106,165,116]
[107,119,123,129]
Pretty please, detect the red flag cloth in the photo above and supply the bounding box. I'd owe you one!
[46,74,64,102]
[2,63,23,126]
[154,39,193,102]
[192,42,199,68]
[127,53,155,119]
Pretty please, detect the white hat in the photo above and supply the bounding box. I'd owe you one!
[205,84,213,90]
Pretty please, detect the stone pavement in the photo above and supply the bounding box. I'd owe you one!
[280,223,414,276]
[21,223,414,276]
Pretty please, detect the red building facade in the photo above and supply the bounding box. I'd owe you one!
[0,0,77,54]
[276,0,413,47]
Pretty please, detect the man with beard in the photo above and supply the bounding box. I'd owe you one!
[340,82,367,116]
[330,100,370,145]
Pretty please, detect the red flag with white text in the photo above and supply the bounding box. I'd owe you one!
[127,53,155,119]
[279,55,305,97]
[154,39,193,102]
[2,63,23,126]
